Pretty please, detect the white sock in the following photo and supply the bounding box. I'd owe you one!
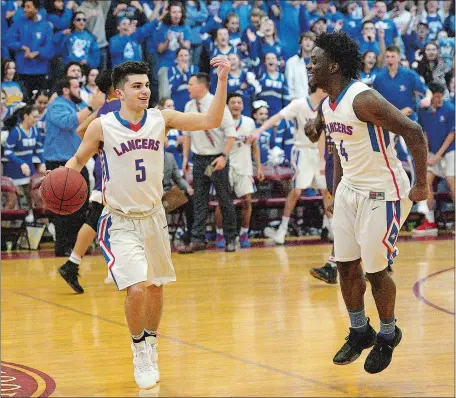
[216,228,223,235]
[322,214,329,229]
[240,227,249,235]
[328,256,337,268]
[427,210,435,223]
[69,251,82,265]
[279,216,290,232]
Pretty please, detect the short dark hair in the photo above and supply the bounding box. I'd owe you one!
[190,72,210,90]
[386,45,401,54]
[227,92,243,104]
[315,31,362,80]
[112,61,149,89]
[428,81,446,94]
[55,77,78,96]
[64,61,82,76]
[96,69,113,94]
[25,0,40,10]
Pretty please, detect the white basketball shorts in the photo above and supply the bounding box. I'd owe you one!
[97,205,176,290]
[428,151,455,178]
[229,168,256,198]
[333,183,412,274]
[291,146,326,190]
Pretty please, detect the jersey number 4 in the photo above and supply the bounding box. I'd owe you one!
[135,159,146,182]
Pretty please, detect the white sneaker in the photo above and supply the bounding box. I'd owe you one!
[145,336,160,382]
[131,341,157,389]
[264,227,286,244]
[25,210,34,223]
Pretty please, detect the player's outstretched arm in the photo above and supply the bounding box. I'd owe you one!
[353,89,429,202]
[66,118,103,172]
[162,56,230,131]
[253,112,285,139]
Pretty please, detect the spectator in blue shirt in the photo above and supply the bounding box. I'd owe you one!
[185,0,209,66]
[224,12,242,48]
[45,0,75,32]
[412,82,455,235]
[358,20,384,56]
[240,7,264,44]
[1,60,24,109]
[370,1,399,47]
[373,45,431,122]
[251,17,284,67]
[168,48,199,112]
[275,0,302,61]
[5,0,54,100]
[339,1,362,39]
[423,0,443,41]
[220,0,251,33]
[359,50,384,87]
[54,11,100,68]
[401,21,429,64]
[44,76,104,257]
[109,17,157,67]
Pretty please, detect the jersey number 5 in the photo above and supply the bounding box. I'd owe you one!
[135,159,146,182]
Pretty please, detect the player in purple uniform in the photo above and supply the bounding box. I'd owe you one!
[58,70,119,293]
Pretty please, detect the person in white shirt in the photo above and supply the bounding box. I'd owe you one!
[285,32,315,100]
[214,93,264,249]
[254,87,332,247]
[179,72,238,253]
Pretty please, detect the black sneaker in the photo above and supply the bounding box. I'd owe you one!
[333,319,377,365]
[58,261,84,294]
[364,326,402,374]
[310,263,337,284]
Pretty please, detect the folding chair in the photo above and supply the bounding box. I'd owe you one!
[1,176,30,250]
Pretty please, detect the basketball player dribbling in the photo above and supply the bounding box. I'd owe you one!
[305,32,429,373]
[64,57,231,389]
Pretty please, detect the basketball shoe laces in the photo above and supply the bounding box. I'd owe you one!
[133,343,153,374]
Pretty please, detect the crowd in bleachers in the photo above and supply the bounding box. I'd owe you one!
[1,0,455,249]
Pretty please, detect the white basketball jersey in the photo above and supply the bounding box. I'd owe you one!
[99,108,165,214]
[229,115,256,176]
[279,97,319,148]
[322,81,410,201]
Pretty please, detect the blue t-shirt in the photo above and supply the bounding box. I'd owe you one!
[373,67,428,121]
[418,100,455,155]
[372,17,398,47]
[359,38,381,56]
[157,24,192,68]
[359,66,383,87]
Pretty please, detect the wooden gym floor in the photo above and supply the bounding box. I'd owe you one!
[1,237,454,397]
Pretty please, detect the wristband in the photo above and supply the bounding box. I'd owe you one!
[87,105,94,113]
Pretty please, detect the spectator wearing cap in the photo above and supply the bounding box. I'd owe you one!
[5,0,54,100]
[168,47,199,112]
[78,0,112,71]
[185,0,209,66]
[308,0,342,32]
[109,16,157,67]
[179,72,237,254]
[368,1,399,47]
[54,11,101,68]
[358,20,385,57]
[285,32,313,100]
[401,20,430,64]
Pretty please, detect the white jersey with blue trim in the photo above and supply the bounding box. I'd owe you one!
[99,108,165,214]
[322,80,410,201]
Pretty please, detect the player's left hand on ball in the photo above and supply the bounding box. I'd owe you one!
[408,183,430,202]
[210,56,230,81]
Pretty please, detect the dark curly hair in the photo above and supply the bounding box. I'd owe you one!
[315,31,362,80]
[112,62,149,89]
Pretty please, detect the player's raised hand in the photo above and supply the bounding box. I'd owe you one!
[210,56,230,81]
[408,182,430,202]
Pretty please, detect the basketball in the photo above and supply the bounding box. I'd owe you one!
[40,167,88,215]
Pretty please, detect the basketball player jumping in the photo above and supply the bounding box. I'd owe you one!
[64,57,231,389]
[305,32,429,374]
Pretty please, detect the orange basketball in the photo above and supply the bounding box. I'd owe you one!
[40,167,88,215]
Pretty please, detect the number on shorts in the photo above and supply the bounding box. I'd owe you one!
[135,159,146,182]
[340,140,349,162]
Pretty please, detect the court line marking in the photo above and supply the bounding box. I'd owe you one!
[412,267,455,316]
[11,290,348,395]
